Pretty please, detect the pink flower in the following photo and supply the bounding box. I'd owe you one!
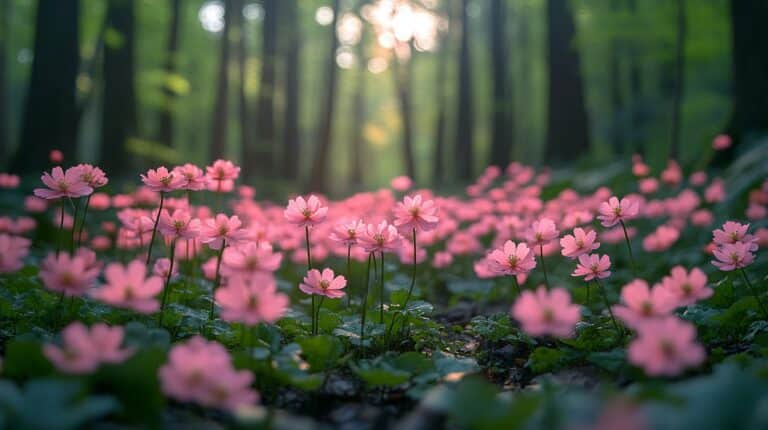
[24,196,48,213]
[0,173,20,189]
[597,196,640,227]
[432,251,453,268]
[141,166,185,192]
[628,317,705,376]
[526,217,559,245]
[704,179,725,203]
[153,258,178,278]
[712,134,732,150]
[0,234,31,273]
[390,175,413,191]
[329,219,365,246]
[358,221,402,253]
[75,164,108,188]
[49,149,63,163]
[34,166,93,199]
[560,228,600,259]
[659,266,711,306]
[283,195,328,227]
[712,242,755,271]
[487,240,537,276]
[158,209,201,240]
[661,160,683,186]
[173,164,208,191]
[712,221,758,251]
[44,322,133,374]
[221,242,282,277]
[642,225,680,252]
[39,252,100,296]
[215,274,289,325]
[93,260,163,313]
[612,280,677,329]
[393,194,439,232]
[299,268,347,299]
[158,336,258,411]
[511,286,581,338]
[572,253,611,281]
[206,159,240,183]
[199,214,248,250]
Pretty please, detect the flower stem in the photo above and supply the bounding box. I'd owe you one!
[158,239,177,327]
[386,229,417,341]
[208,240,226,320]
[69,197,79,254]
[56,200,65,257]
[76,194,92,247]
[539,243,550,289]
[379,251,385,324]
[619,220,636,272]
[360,253,373,349]
[346,244,352,307]
[512,275,521,296]
[314,296,325,335]
[305,225,314,334]
[145,192,165,266]
[741,268,768,319]
[594,278,622,339]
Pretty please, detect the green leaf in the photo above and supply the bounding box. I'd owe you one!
[296,335,343,372]
[351,359,411,387]
[2,340,54,381]
[527,347,568,374]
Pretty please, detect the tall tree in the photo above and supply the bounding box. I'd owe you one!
[209,0,232,162]
[608,1,624,155]
[544,0,590,163]
[669,0,686,161]
[455,0,474,181]
[249,0,278,177]
[308,0,341,191]
[12,0,80,173]
[432,29,451,184]
[281,0,301,180]
[0,0,10,164]
[101,0,138,176]
[232,0,252,175]
[157,0,183,148]
[718,0,768,163]
[348,3,367,187]
[488,0,513,168]
[392,47,416,180]
[626,0,643,156]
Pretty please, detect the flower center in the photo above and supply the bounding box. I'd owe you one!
[640,301,653,316]
[660,340,676,358]
[319,280,330,290]
[681,283,692,295]
[542,308,555,323]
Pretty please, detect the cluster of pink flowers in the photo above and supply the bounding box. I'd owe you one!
[711,221,758,271]
[44,322,133,374]
[158,336,257,411]
[0,234,31,273]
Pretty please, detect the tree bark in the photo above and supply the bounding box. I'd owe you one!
[231,0,253,177]
[488,0,513,169]
[393,51,416,180]
[608,1,623,155]
[209,0,232,162]
[432,31,450,185]
[627,0,643,156]
[0,0,10,164]
[718,0,768,164]
[544,0,590,163]
[249,0,278,177]
[281,0,301,180]
[669,0,686,161]
[348,4,367,187]
[12,0,80,173]
[455,0,474,180]
[157,0,182,148]
[308,0,341,191]
[100,0,138,176]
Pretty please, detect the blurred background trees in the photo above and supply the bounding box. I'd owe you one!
[0,0,762,193]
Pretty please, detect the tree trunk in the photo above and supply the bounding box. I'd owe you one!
[718,0,768,164]
[627,0,643,156]
[281,0,301,180]
[455,0,474,181]
[348,4,367,187]
[544,0,590,163]
[248,0,278,178]
[308,0,340,191]
[488,0,513,169]
[157,0,182,148]
[100,0,138,176]
[432,32,450,184]
[669,0,686,161]
[12,0,80,173]
[231,0,252,176]
[209,0,232,162]
[0,0,10,165]
[393,52,416,180]
[608,1,623,155]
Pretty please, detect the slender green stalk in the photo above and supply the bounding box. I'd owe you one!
[345,244,352,307]
[538,243,550,289]
[314,296,325,335]
[360,253,373,348]
[56,200,65,257]
[208,240,226,320]
[76,194,92,247]
[379,251,385,324]
[619,220,636,272]
[386,229,417,340]
[145,192,165,265]
[158,239,177,326]
[69,197,79,253]
[741,268,768,319]
[512,275,521,296]
[594,278,622,339]
[305,225,314,334]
